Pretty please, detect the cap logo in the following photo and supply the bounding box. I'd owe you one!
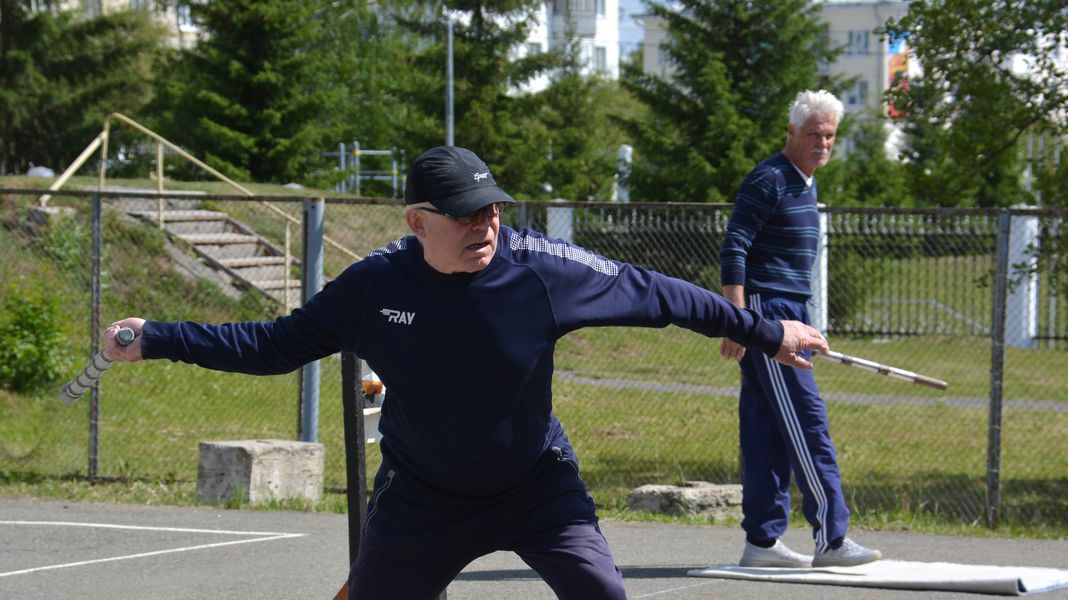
[473,172,490,182]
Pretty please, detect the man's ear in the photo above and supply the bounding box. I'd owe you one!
[406,209,426,238]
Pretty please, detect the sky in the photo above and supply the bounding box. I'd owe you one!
[618,0,646,57]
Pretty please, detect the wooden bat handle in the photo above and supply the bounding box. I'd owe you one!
[911,373,949,390]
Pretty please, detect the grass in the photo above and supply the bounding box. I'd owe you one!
[1,182,1066,541]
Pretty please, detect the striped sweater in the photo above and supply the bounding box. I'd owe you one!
[720,152,820,299]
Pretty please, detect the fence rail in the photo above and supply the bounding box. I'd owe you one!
[1,188,1065,529]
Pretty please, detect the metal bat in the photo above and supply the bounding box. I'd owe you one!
[817,350,948,390]
[61,327,135,403]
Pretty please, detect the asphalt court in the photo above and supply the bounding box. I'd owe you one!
[2,496,1067,599]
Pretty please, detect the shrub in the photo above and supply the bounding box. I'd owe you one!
[0,284,65,392]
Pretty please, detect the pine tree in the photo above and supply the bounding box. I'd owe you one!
[156,0,332,182]
[301,0,411,194]
[0,6,166,173]
[619,0,841,202]
[390,1,556,197]
[534,30,636,201]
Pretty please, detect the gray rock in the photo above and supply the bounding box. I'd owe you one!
[627,481,743,520]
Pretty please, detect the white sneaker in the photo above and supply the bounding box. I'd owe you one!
[812,538,882,567]
[739,540,813,568]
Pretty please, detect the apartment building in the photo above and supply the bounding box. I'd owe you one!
[521,0,622,93]
[819,1,911,114]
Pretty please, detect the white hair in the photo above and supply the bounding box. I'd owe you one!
[406,201,434,213]
[789,89,844,128]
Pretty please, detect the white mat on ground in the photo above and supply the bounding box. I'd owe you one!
[687,560,1068,596]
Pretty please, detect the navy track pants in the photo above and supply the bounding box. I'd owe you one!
[347,446,626,599]
[738,293,850,553]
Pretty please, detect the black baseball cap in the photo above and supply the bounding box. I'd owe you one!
[404,146,516,216]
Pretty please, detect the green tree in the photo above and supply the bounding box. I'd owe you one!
[390,1,556,197]
[301,0,411,194]
[818,112,911,207]
[532,24,640,201]
[882,0,1068,207]
[0,6,166,174]
[619,0,842,202]
[154,0,333,182]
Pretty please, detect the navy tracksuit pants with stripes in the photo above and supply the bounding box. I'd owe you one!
[739,293,850,553]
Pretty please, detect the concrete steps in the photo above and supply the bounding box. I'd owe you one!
[124,204,301,310]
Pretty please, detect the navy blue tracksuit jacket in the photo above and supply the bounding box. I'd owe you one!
[143,225,784,500]
[140,225,787,598]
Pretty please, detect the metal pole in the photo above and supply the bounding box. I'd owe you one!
[284,223,292,314]
[445,13,454,146]
[1050,219,1059,350]
[987,209,1010,529]
[300,198,325,442]
[339,142,347,193]
[391,150,398,198]
[341,352,368,568]
[354,141,362,197]
[97,121,110,193]
[88,192,103,481]
[157,142,165,229]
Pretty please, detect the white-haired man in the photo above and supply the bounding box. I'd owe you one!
[719,90,882,568]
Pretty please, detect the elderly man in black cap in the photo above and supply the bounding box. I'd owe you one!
[105,145,829,599]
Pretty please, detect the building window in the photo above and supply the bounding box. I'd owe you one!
[594,46,607,70]
[847,80,869,107]
[596,0,605,16]
[847,30,869,56]
[527,42,542,56]
[555,0,595,13]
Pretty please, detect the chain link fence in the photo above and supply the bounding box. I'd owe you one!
[1,189,1065,529]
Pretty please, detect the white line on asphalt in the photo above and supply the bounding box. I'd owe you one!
[0,520,306,578]
[631,579,724,598]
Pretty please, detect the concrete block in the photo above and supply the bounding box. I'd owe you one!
[197,439,324,505]
[627,481,743,520]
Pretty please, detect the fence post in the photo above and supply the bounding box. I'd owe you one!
[88,192,103,481]
[299,198,325,442]
[516,201,531,230]
[810,207,829,333]
[987,209,1010,528]
[391,148,399,198]
[613,144,632,203]
[1006,207,1039,348]
[341,352,367,568]
[1049,219,1061,349]
[339,142,348,193]
[546,200,574,243]
[354,141,362,196]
